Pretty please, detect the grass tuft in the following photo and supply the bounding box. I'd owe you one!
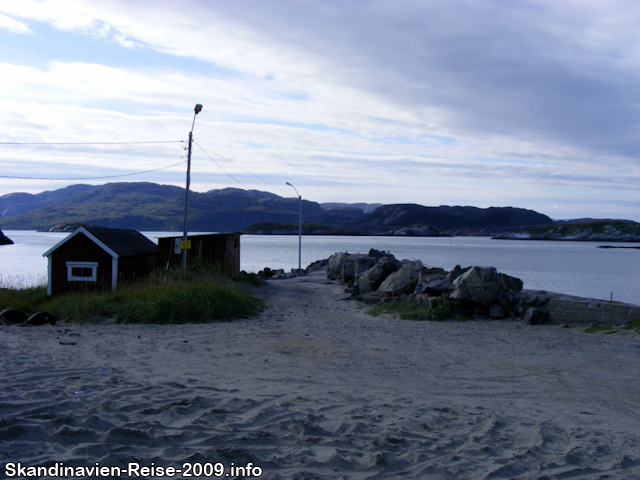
[584,319,640,334]
[368,295,460,321]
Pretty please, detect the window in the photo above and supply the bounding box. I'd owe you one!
[66,262,98,282]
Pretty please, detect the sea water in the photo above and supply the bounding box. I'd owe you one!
[1,230,639,305]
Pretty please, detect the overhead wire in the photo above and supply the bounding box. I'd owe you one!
[192,140,252,191]
[193,141,292,197]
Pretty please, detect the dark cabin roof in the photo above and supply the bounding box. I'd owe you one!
[43,226,157,259]
[82,226,157,257]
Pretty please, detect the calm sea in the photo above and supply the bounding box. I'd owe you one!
[1,230,639,305]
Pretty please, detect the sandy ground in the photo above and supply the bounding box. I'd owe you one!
[1,271,639,479]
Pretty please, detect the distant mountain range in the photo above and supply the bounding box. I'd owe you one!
[0,182,361,232]
[0,182,635,239]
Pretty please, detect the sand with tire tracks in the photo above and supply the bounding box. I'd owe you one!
[1,270,639,479]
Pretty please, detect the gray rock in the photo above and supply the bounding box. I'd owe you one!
[524,307,546,325]
[449,266,523,306]
[378,260,427,296]
[351,256,377,282]
[357,256,398,294]
[326,253,376,283]
[447,265,470,283]
[306,259,328,272]
[368,248,388,259]
[415,272,450,295]
[327,253,350,280]
[489,303,507,319]
[361,292,392,305]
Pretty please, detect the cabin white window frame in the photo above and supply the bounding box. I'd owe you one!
[66,262,98,282]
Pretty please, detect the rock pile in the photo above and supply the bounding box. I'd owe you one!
[326,249,533,321]
[236,258,329,283]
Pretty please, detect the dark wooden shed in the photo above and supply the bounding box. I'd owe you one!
[43,226,157,296]
[157,232,241,274]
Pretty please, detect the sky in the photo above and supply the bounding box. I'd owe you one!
[0,0,638,221]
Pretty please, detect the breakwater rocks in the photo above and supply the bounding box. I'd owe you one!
[325,249,640,326]
[236,259,328,283]
[0,229,12,245]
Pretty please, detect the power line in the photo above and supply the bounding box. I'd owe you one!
[194,142,292,197]
[0,141,183,145]
[0,160,186,180]
[193,141,252,191]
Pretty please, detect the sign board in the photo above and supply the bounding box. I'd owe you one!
[174,238,192,253]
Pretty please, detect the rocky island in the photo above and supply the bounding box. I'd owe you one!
[493,220,640,242]
[0,229,13,245]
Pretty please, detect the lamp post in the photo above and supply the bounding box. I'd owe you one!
[286,182,302,274]
[182,104,203,272]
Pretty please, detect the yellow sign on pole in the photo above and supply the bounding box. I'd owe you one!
[180,240,192,250]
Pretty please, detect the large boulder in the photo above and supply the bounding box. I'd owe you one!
[415,268,450,295]
[327,253,348,280]
[447,265,470,283]
[449,266,523,306]
[357,256,398,294]
[524,307,546,325]
[378,260,427,296]
[326,253,376,283]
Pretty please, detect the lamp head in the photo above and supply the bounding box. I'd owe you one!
[194,104,203,114]
[286,182,292,186]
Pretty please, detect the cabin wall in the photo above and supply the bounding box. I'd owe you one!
[50,234,113,296]
[48,233,158,295]
[157,233,241,274]
[118,253,158,283]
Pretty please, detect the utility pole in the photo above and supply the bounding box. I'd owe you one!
[286,182,302,274]
[182,104,203,272]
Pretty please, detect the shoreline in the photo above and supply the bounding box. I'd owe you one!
[2,271,639,478]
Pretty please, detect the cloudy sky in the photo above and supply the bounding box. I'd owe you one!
[0,0,638,221]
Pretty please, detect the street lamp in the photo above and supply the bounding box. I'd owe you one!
[182,104,203,272]
[286,182,302,274]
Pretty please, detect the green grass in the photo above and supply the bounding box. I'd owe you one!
[584,319,640,334]
[368,295,461,321]
[0,263,262,324]
[623,319,640,332]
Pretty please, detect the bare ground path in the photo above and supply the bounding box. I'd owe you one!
[1,270,639,479]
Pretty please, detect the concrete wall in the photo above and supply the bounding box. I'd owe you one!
[517,290,640,326]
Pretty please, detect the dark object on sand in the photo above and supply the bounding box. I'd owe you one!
[25,311,57,326]
[0,309,28,325]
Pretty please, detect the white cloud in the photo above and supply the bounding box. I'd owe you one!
[0,0,638,221]
[0,13,32,34]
